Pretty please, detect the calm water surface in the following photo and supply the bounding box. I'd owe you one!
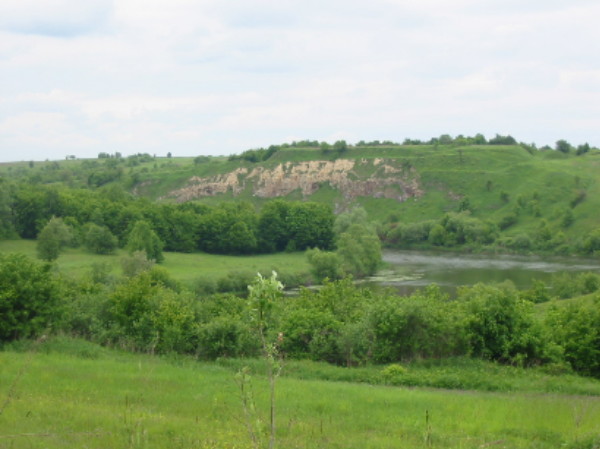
[373,250,600,296]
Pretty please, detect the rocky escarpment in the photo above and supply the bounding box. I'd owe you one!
[165,158,424,203]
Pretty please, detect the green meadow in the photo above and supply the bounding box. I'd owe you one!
[2,338,600,449]
[0,239,310,287]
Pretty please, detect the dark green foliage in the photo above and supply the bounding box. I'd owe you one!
[555,139,572,154]
[384,221,435,246]
[87,166,123,187]
[367,286,465,363]
[12,186,54,238]
[107,271,196,353]
[155,204,199,253]
[488,134,517,145]
[306,248,343,282]
[384,213,497,249]
[228,146,278,163]
[197,316,257,359]
[570,190,587,208]
[428,223,446,246]
[435,212,498,246]
[458,196,471,212]
[127,220,164,262]
[0,181,16,239]
[83,223,118,254]
[332,140,348,153]
[581,228,600,254]
[0,253,61,341]
[279,308,341,361]
[561,208,575,228]
[519,279,551,304]
[498,212,518,230]
[257,200,291,252]
[197,203,258,254]
[459,283,548,365]
[36,216,74,261]
[576,142,590,155]
[546,298,600,377]
[286,202,335,251]
[501,233,533,251]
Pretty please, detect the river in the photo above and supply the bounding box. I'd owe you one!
[369,250,600,296]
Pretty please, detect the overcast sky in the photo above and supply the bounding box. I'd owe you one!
[1,0,599,162]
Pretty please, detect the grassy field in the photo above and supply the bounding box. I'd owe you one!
[2,338,600,449]
[0,239,310,288]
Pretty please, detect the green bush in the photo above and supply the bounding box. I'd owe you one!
[0,253,62,342]
[197,316,258,359]
[306,248,343,282]
[216,270,255,293]
[459,283,548,365]
[106,272,196,353]
[36,216,74,261]
[546,297,600,377]
[367,290,465,363]
[279,308,341,362]
[83,223,118,254]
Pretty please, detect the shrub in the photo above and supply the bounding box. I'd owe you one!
[381,363,408,384]
[36,216,74,261]
[306,248,343,282]
[216,270,255,293]
[106,272,196,353]
[0,253,62,342]
[546,298,600,377]
[279,308,341,362]
[498,212,518,230]
[459,283,548,365]
[83,223,118,254]
[127,220,164,263]
[367,291,465,363]
[121,250,154,277]
[197,316,258,359]
[581,228,600,254]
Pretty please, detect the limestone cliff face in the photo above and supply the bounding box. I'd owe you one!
[166,159,423,203]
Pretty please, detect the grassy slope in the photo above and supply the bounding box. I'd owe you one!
[3,145,600,244]
[127,145,600,242]
[2,339,600,449]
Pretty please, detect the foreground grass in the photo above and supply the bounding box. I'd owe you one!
[218,357,600,396]
[2,338,600,449]
[0,239,310,287]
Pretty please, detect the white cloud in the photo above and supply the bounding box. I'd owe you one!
[0,0,599,161]
[0,0,113,36]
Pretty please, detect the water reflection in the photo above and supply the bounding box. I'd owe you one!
[372,250,600,296]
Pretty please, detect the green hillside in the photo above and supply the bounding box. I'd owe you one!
[2,142,600,255]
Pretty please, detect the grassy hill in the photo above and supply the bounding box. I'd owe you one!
[2,143,600,253]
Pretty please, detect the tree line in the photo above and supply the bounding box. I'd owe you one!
[1,183,336,259]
